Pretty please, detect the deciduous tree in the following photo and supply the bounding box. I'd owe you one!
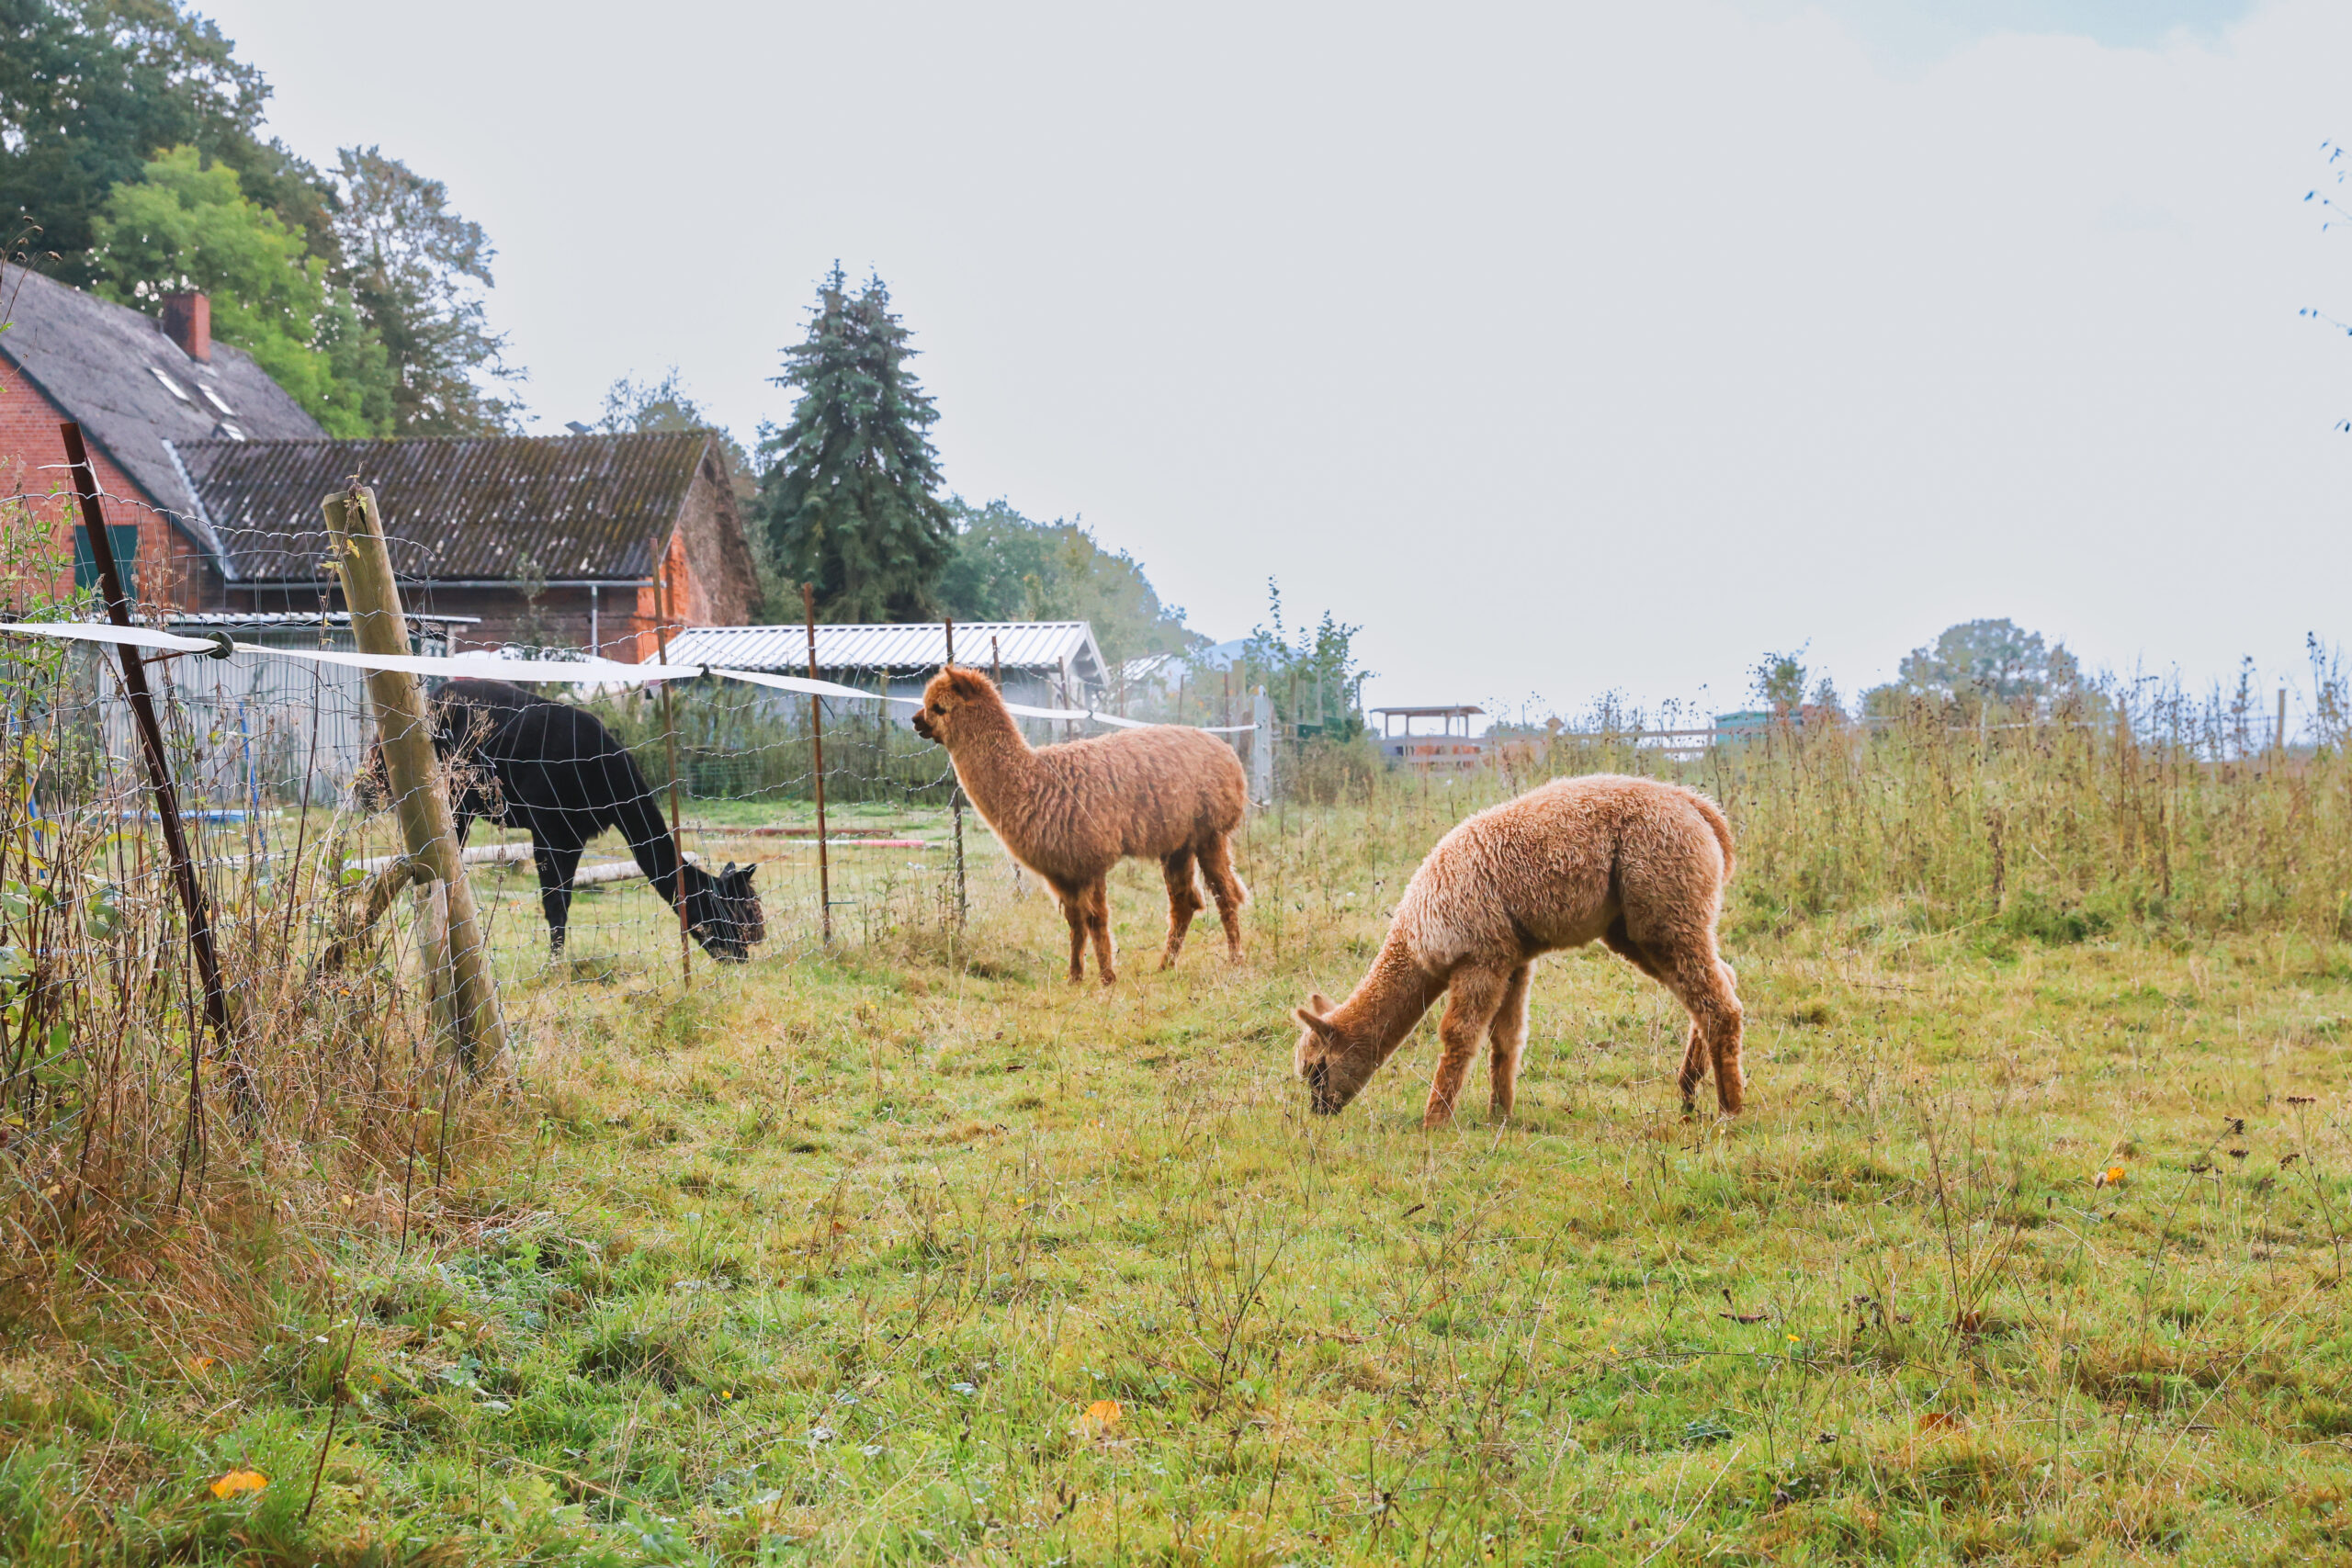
[1862,618,2082,716]
[936,497,1198,665]
[91,146,390,434]
[331,145,521,435]
[0,0,270,283]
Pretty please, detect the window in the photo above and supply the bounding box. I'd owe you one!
[72,525,141,592]
[198,383,235,417]
[149,367,191,403]
[217,422,247,441]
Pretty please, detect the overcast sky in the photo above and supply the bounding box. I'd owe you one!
[199,0,2348,724]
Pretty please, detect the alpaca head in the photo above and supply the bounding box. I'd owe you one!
[680,861,763,962]
[1293,992,1381,1115]
[910,665,1005,748]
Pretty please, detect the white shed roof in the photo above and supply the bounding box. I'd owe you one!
[664,621,1107,683]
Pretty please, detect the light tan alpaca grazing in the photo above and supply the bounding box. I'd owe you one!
[911,666,1249,984]
[1293,773,1744,1127]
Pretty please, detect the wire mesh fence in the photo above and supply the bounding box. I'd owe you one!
[7,635,1014,988]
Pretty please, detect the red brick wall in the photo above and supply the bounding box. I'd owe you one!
[0,366,220,613]
[615,533,676,662]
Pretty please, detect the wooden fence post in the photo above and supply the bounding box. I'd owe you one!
[323,482,506,1072]
[802,583,831,945]
[61,423,261,1134]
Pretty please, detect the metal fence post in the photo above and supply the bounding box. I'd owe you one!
[655,570,689,985]
[944,616,967,928]
[802,583,831,945]
[62,423,261,1136]
[323,481,507,1072]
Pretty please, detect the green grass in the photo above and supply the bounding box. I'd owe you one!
[9,805,2352,1564]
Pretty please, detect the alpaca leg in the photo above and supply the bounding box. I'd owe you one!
[1706,953,1747,1112]
[1487,963,1534,1121]
[1086,877,1117,987]
[1198,833,1248,962]
[1426,965,1508,1130]
[1649,938,1745,1114]
[1610,918,1706,1100]
[1159,849,1203,969]
[1624,934,1713,1109]
[533,840,585,956]
[1059,890,1089,985]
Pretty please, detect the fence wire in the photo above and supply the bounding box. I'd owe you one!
[4,631,1051,994]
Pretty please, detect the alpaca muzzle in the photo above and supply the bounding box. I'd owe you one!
[1304,1059,1342,1115]
[911,710,937,741]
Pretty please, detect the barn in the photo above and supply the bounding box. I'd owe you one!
[177,431,758,659]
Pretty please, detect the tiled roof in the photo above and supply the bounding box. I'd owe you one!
[177,431,719,583]
[665,621,1107,683]
[0,264,325,539]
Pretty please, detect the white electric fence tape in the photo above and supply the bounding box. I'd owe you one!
[0,622,1257,733]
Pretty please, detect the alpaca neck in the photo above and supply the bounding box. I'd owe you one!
[945,703,1042,831]
[1334,932,1442,1062]
[612,787,685,905]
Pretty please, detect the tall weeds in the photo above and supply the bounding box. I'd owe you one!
[0,503,496,1333]
[1287,670,2352,940]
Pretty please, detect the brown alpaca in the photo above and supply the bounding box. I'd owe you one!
[1292,773,1745,1127]
[912,666,1249,984]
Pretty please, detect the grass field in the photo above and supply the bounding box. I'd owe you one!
[8,793,2352,1565]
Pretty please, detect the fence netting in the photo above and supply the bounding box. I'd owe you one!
[3,628,1035,998]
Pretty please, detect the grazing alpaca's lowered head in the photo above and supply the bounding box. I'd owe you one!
[679,860,763,961]
[1294,773,1744,1128]
[912,665,1249,985]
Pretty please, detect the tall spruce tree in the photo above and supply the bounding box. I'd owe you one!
[755,265,954,621]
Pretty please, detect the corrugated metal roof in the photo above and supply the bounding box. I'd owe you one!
[0,265,325,540]
[666,621,1106,682]
[176,431,718,583]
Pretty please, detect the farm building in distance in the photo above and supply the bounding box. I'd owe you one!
[0,265,326,608]
[0,267,757,653]
[664,621,1110,732]
[179,432,757,659]
[1374,705,1488,770]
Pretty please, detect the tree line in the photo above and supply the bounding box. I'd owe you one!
[0,3,1267,666]
[4,1,520,437]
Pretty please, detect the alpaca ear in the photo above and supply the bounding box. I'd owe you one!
[1293,1003,1337,1035]
[1308,991,1333,1013]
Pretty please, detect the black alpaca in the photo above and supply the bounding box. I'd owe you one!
[378,679,763,961]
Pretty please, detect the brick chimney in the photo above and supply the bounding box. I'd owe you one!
[160,291,210,362]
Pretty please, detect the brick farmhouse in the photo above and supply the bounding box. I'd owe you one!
[1,265,757,656]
